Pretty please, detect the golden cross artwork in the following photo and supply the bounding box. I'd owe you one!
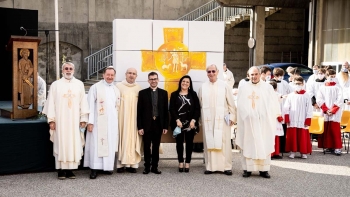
[248,91,259,109]
[141,28,207,95]
[63,89,75,109]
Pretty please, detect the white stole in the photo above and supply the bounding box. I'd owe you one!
[96,81,120,157]
[201,80,225,150]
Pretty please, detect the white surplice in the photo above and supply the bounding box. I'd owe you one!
[236,80,280,172]
[84,80,120,171]
[276,80,293,124]
[223,68,235,88]
[316,84,343,122]
[43,77,89,169]
[284,91,313,129]
[198,79,237,172]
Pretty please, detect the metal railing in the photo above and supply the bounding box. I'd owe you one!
[84,44,113,80]
[177,0,251,22]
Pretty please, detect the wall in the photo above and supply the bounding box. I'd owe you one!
[0,0,211,82]
[224,8,306,86]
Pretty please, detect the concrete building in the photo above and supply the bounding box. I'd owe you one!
[1,0,348,84]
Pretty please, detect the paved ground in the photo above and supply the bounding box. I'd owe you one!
[1,143,350,197]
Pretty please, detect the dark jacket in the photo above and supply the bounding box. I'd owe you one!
[137,87,169,132]
[169,91,200,131]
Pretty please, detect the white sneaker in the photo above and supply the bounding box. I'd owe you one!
[289,152,295,159]
[301,154,307,159]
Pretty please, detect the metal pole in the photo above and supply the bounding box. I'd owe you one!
[55,0,60,80]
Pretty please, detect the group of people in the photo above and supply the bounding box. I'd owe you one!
[236,61,349,163]
[42,61,281,180]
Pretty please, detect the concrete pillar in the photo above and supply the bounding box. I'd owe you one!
[315,0,323,66]
[252,6,265,66]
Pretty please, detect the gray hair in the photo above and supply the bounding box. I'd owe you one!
[62,62,75,70]
[206,64,218,71]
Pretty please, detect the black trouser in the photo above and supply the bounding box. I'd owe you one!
[279,123,287,153]
[176,130,195,163]
[143,119,162,170]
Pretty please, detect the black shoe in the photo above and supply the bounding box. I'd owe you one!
[143,168,150,174]
[271,155,283,159]
[101,171,113,175]
[242,170,251,178]
[325,148,335,153]
[184,168,189,173]
[116,167,125,173]
[151,168,162,174]
[224,170,232,176]
[204,170,212,175]
[126,167,137,173]
[57,170,66,180]
[90,170,97,179]
[65,170,76,179]
[259,171,271,178]
[178,163,184,172]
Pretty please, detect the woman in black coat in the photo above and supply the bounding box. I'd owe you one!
[169,75,200,173]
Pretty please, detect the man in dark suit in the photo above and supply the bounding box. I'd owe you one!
[137,72,169,174]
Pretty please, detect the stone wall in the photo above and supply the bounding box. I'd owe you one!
[224,8,306,86]
[0,0,211,82]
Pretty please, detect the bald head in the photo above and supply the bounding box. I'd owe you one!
[125,67,137,84]
[248,66,261,84]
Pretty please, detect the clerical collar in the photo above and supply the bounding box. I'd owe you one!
[296,89,306,94]
[315,78,326,82]
[63,77,74,82]
[150,87,158,91]
[325,82,336,86]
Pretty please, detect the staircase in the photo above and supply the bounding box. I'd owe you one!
[84,0,281,86]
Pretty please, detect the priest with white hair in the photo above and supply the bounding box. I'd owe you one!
[43,62,89,180]
[198,64,237,176]
[236,66,281,179]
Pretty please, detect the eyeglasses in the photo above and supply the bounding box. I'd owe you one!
[294,83,303,85]
[207,70,216,74]
[64,67,73,71]
[149,78,158,81]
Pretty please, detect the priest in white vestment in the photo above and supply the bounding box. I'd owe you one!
[84,66,120,179]
[115,68,142,173]
[198,64,237,176]
[236,66,281,179]
[43,62,89,180]
[223,63,235,88]
[37,73,46,112]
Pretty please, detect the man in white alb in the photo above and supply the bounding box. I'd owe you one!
[236,66,280,178]
[43,62,89,180]
[223,63,235,88]
[115,68,142,173]
[198,64,236,175]
[84,66,120,179]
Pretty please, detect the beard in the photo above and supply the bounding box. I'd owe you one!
[63,73,73,79]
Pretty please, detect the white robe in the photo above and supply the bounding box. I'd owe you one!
[37,75,46,110]
[198,79,237,172]
[336,75,350,110]
[236,81,280,172]
[223,69,235,88]
[284,92,313,129]
[84,80,120,171]
[276,80,293,124]
[43,77,89,169]
[316,84,343,122]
